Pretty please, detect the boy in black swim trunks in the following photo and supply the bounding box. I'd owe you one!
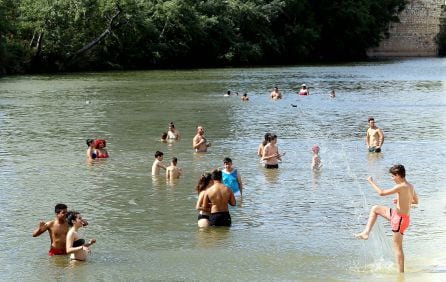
[202,169,236,227]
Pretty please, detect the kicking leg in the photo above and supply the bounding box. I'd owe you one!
[355,205,390,240]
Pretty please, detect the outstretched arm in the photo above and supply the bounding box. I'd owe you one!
[368,176,399,196]
[33,220,50,237]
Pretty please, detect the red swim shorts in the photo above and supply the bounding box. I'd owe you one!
[48,247,66,256]
[390,208,410,235]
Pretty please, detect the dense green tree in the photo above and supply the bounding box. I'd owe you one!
[0,0,412,74]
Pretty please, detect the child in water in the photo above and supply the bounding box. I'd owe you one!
[311,144,322,170]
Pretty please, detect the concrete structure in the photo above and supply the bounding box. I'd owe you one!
[368,0,444,57]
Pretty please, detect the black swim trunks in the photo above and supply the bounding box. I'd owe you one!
[197,213,209,220]
[209,212,232,227]
[265,164,279,169]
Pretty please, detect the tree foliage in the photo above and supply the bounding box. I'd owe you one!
[0,0,408,74]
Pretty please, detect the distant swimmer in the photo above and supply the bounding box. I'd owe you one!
[167,122,180,140]
[202,169,236,227]
[222,157,243,197]
[311,144,322,170]
[366,117,384,153]
[262,134,285,169]
[257,133,271,160]
[299,84,309,95]
[224,90,231,97]
[161,132,168,143]
[192,126,211,152]
[271,86,282,100]
[86,139,96,160]
[93,139,109,158]
[241,93,249,101]
[166,157,182,180]
[329,90,336,98]
[195,173,213,228]
[33,204,69,256]
[151,150,166,176]
[355,164,418,273]
[66,211,96,261]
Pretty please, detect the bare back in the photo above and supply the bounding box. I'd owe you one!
[203,182,236,213]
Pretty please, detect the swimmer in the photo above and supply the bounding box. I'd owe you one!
[202,169,236,227]
[355,164,418,273]
[241,93,249,101]
[257,133,271,159]
[32,204,69,256]
[224,90,231,97]
[366,117,384,153]
[93,139,109,158]
[262,134,284,169]
[195,173,213,227]
[271,86,282,100]
[151,151,166,176]
[311,144,322,170]
[167,122,180,140]
[86,139,96,160]
[299,84,309,95]
[222,157,243,197]
[161,132,168,143]
[192,126,211,152]
[166,157,182,180]
[329,90,336,98]
[66,211,96,261]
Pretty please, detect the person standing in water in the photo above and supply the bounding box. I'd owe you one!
[32,204,69,256]
[195,173,213,227]
[271,86,282,100]
[355,164,418,273]
[262,134,284,169]
[66,211,96,261]
[299,84,309,95]
[222,157,243,197]
[167,122,180,140]
[366,117,384,153]
[311,144,322,170]
[202,169,236,227]
[151,151,166,176]
[192,126,211,152]
[166,157,182,180]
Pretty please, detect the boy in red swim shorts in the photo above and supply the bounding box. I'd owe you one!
[355,164,419,273]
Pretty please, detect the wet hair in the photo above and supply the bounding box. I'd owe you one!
[172,157,177,165]
[262,133,272,146]
[155,151,163,158]
[211,169,222,181]
[86,139,94,147]
[227,90,231,95]
[55,203,67,214]
[93,139,106,149]
[243,93,247,97]
[223,157,232,164]
[266,134,277,142]
[368,117,375,122]
[66,211,80,227]
[196,173,212,194]
[169,122,175,129]
[312,144,320,154]
[389,164,406,178]
[161,132,168,140]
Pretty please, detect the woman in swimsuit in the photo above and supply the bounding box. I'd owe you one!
[66,211,96,261]
[167,122,180,140]
[93,139,109,158]
[195,173,213,228]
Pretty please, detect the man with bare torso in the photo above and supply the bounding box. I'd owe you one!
[202,169,236,226]
[166,157,182,180]
[192,126,211,152]
[33,204,69,256]
[366,117,384,153]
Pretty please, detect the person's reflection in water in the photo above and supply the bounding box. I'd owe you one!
[312,170,322,190]
[264,167,280,184]
[195,227,231,248]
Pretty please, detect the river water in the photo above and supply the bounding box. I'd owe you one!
[0,58,445,281]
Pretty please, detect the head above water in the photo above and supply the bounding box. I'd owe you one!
[196,172,212,193]
[389,164,406,178]
[211,169,222,182]
[86,139,94,147]
[93,139,106,148]
[368,117,375,123]
[55,203,68,214]
[67,211,81,227]
[172,157,178,165]
[169,122,175,129]
[223,157,232,164]
[312,144,320,154]
[155,151,164,158]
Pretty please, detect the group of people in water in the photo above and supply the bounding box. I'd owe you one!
[34,88,417,273]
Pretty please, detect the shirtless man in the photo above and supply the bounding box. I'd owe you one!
[262,134,284,169]
[32,204,69,256]
[355,164,418,273]
[366,117,384,153]
[151,151,166,176]
[192,126,211,152]
[166,157,182,180]
[271,86,282,100]
[202,169,236,227]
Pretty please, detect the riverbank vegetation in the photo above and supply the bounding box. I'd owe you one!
[1,0,408,74]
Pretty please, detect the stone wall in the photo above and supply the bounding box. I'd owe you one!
[368,0,443,57]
